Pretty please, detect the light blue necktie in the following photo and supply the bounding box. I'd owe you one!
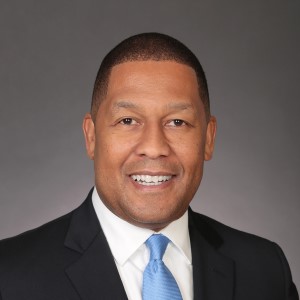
[142,234,183,300]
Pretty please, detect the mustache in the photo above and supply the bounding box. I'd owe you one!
[124,158,182,175]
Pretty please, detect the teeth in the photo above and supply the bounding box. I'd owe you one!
[131,175,172,185]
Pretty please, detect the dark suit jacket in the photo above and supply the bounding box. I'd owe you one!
[0,189,298,300]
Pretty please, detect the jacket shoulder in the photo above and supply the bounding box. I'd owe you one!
[0,211,72,263]
[189,210,299,299]
[189,210,291,279]
[190,209,276,248]
[0,209,81,296]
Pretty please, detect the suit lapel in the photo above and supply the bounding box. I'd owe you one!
[62,191,234,300]
[64,189,127,300]
[189,209,235,300]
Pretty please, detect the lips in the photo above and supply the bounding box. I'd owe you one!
[131,174,172,186]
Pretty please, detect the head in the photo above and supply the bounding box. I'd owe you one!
[83,33,216,231]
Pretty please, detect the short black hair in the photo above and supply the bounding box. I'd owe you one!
[91,32,210,121]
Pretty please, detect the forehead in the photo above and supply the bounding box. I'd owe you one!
[106,61,200,102]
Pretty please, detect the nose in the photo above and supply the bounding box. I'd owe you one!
[135,123,171,159]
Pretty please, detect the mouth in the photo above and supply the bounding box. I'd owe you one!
[130,174,173,186]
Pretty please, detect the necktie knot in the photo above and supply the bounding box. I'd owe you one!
[146,234,169,261]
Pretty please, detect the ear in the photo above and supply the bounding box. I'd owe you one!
[204,116,217,161]
[82,113,96,160]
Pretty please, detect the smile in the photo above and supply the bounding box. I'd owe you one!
[131,175,172,186]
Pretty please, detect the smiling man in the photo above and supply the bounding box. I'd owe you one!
[83,60,215,231]
[0,33,298,300]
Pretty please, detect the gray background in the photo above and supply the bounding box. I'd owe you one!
[1,0,299,289]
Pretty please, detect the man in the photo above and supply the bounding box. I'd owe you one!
[0,33,298,299]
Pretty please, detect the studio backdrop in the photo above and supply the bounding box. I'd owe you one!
[0,0,299,289]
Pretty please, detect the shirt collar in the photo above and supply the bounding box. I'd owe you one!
[92,187,192,265]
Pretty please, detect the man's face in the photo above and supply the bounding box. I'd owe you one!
[83,61,216,230]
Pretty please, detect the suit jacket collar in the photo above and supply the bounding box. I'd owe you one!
[63,190,234,300]
[64,189,128,300]
[189,208,235,300]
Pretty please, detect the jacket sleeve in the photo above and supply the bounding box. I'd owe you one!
[273,243,299,300]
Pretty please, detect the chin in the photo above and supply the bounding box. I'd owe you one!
[128,209,182,229]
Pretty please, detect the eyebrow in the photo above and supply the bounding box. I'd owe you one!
[112,101,140,113]
[112,100,194,113]
[166,102,194,111]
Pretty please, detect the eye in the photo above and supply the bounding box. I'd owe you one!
[167,119,187,127]
[119,118,138,125]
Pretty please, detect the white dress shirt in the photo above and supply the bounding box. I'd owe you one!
[92,187,193,300]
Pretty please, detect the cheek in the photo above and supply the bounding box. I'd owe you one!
[94,134,135,173]
[93,139,123,196]
[173,140,205,187]
[173,138,205,164]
